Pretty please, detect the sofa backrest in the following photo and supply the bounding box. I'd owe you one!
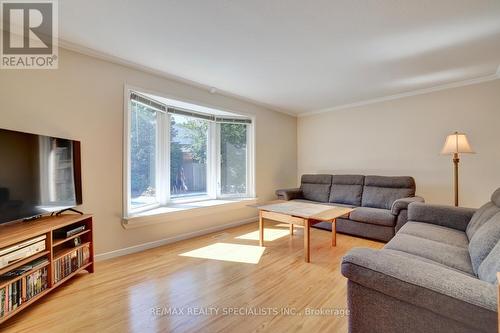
[468,188,500,277]
[300,174,332,202]
[361,176,416,210]
[329,175,364,206]
[466,188,500,239]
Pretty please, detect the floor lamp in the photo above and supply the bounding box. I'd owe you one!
[441,132,475,206]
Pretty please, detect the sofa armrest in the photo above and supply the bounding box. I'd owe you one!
[407,202,476,231]
[341,248,497,329]
[275,188,303,201]
[391,196,424,215]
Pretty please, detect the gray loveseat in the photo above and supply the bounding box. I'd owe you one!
[276,174,423,242]
[341,187,500,333]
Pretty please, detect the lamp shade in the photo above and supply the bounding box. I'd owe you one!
[441,132,475,154]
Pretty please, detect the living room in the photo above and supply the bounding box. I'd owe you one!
[0,1,499,332]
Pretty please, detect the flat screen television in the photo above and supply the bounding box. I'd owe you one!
[0,128,82,224]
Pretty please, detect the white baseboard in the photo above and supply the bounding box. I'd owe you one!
[95,217,258,261]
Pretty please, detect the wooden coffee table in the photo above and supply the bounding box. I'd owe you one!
[255,201,353,262]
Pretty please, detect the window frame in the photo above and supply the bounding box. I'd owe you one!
[123,86,255,218]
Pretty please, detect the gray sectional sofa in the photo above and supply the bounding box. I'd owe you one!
[341,188,500,333]
[276,174,423,241]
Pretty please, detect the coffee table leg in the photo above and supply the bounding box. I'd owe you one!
[290,224,294,236]
[304,219,310,262]
[259,210,264,247]
[332,218,336,247]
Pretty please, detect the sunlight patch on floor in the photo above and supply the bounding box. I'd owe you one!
[179,242,265,264]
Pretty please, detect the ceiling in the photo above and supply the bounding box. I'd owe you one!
[59,1,500,115]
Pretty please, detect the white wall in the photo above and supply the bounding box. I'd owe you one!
[298,79,500,208]
[0,48,297,255]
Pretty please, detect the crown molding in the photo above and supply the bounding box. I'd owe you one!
[58,39,499,119]
[57,39,297,117]
[299,71,500,117]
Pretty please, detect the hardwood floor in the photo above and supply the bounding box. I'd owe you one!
[0,221,383,333]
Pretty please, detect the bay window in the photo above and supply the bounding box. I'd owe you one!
[124,90,255,217]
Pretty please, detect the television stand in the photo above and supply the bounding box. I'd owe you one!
[54,208,84,216]
[0,214,94,324]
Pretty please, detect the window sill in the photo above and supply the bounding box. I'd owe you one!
[122,198,258,229]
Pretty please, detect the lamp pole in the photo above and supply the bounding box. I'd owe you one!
[453,152,459,207]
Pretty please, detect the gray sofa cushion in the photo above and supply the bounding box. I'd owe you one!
[300,174,332,202]
[336,218,395,242]
[384,233,474,275]
[468,211,500,276]
[350,207,396,227]
[466,202,500,240]
[399,221,469,248]
[478,240,500,283]
[301,174,332,184]
[329,174,364,206]
[362,176,415,210]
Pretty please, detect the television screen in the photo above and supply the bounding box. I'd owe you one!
[0,128,82,224]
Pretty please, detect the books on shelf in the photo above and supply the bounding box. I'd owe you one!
[0,262,48,318]
[6,280,21,312]
[54,245,90,283]
[26,266,48,301]
[0,287,4,318]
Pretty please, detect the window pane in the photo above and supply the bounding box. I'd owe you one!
[130,101,157,209]
[220,123,247,195]
[170,114,208,198]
